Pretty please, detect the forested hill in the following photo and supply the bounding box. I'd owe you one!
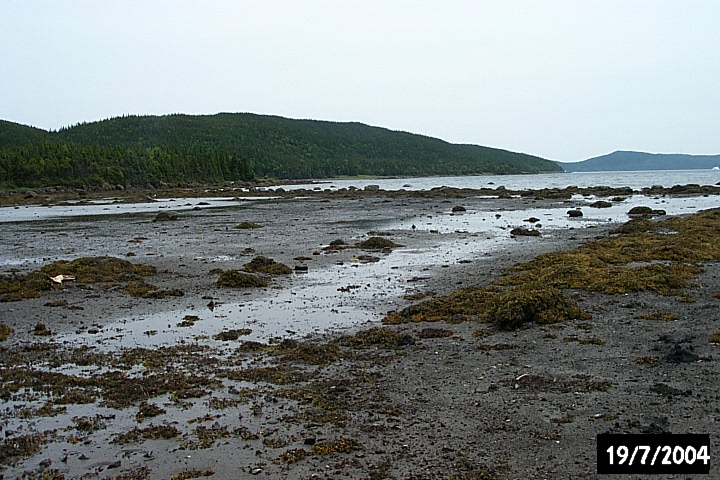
[558,151,720,172]
[0,113,561,188]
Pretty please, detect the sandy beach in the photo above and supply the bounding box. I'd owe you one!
[1,186,719,479]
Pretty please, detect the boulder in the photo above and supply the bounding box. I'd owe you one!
[628,206,666,217]
[510,227,541,237]
[567,209,583,218]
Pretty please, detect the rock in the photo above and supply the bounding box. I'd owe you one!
[628,206,666,216]
[153,211,178,222]
[294,265,309,272]
[589,201,612,208]
[329,239,347,246]
[24,190,37,199]
[216,270,269,288]
[451,205,467,212]
[510,227,541,237]
[364,184,380,191]
[567,209,583,218]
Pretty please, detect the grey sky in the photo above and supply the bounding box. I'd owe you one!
[2,0,718,162]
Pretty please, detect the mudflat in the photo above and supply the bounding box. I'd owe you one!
[1,187,719,479]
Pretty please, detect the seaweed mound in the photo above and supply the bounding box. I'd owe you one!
[0,256,156,302]
[488,284,590,330]
[355,237,403,250]
[153,211,178,222]
[235,221,263,229]
[216,270,269,288]
[0,323,13,341]
[242,256,293,275]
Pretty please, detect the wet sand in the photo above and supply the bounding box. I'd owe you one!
[1,190,719,479]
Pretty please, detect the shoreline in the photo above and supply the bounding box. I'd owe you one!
[1,193,719,479]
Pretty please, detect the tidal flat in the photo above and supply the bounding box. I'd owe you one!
[1,185,719,479]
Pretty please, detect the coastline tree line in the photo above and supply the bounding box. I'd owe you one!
[0,114,561,188]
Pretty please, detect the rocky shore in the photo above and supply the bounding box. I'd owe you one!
[1,188,719,479]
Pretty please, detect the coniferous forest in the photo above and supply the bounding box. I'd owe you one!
[0,113,561,188]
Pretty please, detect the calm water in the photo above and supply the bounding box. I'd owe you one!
[276,169,720,192]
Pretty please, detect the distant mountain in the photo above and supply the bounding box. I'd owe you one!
[0,113,562,188]
[558,151,720,172]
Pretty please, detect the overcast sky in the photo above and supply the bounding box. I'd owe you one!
[2,1,719,162]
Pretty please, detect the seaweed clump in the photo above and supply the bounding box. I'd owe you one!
[356,237,404,250]
[213,329,252,341]
[1,256,156,302]
[270,339,341,365]
[385,287,497,324]
[339,327,414,348]
[112,424,180,444]
[122,281,184,298]
[0,323,13,341]
[500,208,720,296]
[488,283,590,330]
[234,221,263,229]
[0,432,48,466]
[312,437,363,455]
[242,256,292,275]
[216,270,269,288]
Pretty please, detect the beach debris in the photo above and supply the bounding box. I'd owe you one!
[50,274,75,284]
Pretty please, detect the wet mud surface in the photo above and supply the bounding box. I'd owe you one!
[1,189,719,479]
